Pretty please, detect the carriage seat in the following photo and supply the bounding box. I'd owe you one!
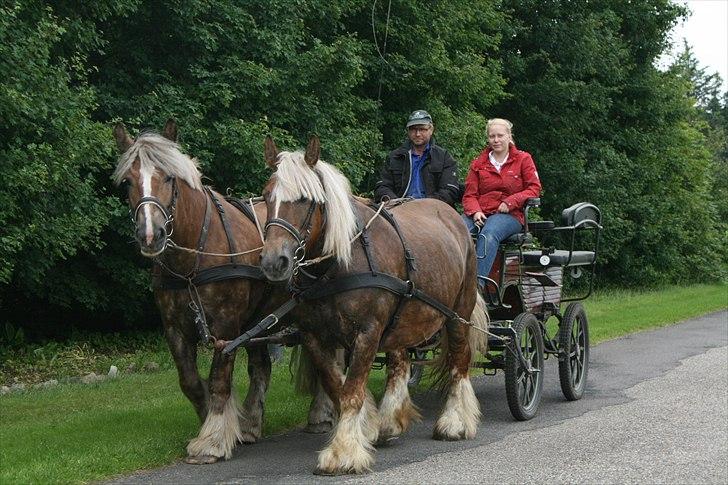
[521,202,601,267]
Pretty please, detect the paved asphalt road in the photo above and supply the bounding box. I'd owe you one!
[113,310,728,484]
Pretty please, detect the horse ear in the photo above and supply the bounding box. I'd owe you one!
[304,136,320,167]
[162,118,178,142]
[113,122,133,153]
[264,136,279,168]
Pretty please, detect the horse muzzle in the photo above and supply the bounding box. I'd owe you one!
[260,247,294,282]
[136,225,168,258]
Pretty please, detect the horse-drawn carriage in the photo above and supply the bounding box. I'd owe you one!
[113,121,602,474]
[408,197,602,421]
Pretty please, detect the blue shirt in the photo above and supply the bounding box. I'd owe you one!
[407,144,430,199]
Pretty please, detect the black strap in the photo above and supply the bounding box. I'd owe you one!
[378,207,417,274]
[223,298,299,354]
[154,264,265,290]
[358,223,378,274]
[207,188,238,264]
[298,271,460,321]
[222,270,463,354]
[225,196,258,225]
[193,192,213,274]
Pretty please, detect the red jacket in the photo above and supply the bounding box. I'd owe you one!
[462,144,542,226]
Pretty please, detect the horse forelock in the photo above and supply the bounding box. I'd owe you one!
[271,151,357,267]
[112,133,203,191]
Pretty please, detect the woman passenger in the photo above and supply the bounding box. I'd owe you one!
[462,118,542,289]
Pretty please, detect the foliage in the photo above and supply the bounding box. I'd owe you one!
[0,0,725,339]
[495,0,725,285]
[0,329,169,386]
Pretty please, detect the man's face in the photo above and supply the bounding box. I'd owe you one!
[408,124,433,147]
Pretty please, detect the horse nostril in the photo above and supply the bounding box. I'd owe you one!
[278,255,290,271]
[156,227,165,240]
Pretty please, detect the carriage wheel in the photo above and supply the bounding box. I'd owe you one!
[504,312,544,421]
[558,302,589,401]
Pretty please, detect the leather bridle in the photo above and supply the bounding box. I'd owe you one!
[264,199,322,268]
[131,177,179,243]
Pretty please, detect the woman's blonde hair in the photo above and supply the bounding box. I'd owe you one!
[486,118,515,145]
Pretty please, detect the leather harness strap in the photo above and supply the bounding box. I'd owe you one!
[222,199,466,355]
[155,264,265,290]
[193,191,213,274]
[207,188,239,264]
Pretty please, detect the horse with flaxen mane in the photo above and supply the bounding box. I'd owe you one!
[111,121,334,464]
[259,136,488,475]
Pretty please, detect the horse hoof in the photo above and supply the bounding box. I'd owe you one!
[185,454,220,465]
[432,429,466,441]
[304,422,333,434]
[376,434,400,447]
[240,432,258,444]
[313,466,361,476]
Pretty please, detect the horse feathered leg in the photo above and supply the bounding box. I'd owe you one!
[433,289,482,441]
[378,350,421,443]
[314,326,381,475]
[162,313,208,421]
[238,345,272,443]
[186,349,241,463]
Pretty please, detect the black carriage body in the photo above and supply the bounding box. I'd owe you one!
[470,200,601,420]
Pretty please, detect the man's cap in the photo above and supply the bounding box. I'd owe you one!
[406,110,433,128]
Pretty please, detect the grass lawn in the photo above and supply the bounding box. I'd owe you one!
[1,283,725,484]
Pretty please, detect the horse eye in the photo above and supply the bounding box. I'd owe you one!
[120,178,131,189]
[164,175,174,183]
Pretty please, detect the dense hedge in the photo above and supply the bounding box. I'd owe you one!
[1,0,725,340]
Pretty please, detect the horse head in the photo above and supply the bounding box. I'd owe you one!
[260,136,356,281]
[112,119,203,257]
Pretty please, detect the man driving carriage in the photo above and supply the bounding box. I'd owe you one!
[374,110,461,207]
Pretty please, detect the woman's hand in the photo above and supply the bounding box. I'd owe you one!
[473,211,487,226]
[497,202,509,213]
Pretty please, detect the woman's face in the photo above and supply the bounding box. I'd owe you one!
[488,124,511,153]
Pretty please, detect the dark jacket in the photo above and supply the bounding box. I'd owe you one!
[374,140,460,207]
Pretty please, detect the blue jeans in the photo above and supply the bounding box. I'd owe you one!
[462,213,522,287]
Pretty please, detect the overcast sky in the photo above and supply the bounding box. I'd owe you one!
[664,0,728,92]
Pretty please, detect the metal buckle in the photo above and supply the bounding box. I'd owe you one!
[404,280,415,298]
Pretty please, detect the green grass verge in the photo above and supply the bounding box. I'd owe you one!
[1,283,725,484]
[583,283,727,343]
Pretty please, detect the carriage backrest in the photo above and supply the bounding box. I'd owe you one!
[561,202,601,227]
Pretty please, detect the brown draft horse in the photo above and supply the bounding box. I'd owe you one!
[111,121,334,464]
[259,137,488,474]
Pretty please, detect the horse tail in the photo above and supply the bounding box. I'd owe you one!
[468,292,489,365]
[430,292,489,391]
[430,329,450,392]
[289,345,318,395]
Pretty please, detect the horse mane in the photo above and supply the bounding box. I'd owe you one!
[112,132,203,191]
[272,151,357,267]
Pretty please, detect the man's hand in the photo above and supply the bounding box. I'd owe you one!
[473,211,486,226]
[497,202,509,213]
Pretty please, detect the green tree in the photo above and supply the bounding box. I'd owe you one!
[0,2,153,340]
[495,0,722,286]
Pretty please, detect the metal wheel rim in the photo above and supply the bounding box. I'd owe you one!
[516,324,541,410]
[568,314,586,389]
